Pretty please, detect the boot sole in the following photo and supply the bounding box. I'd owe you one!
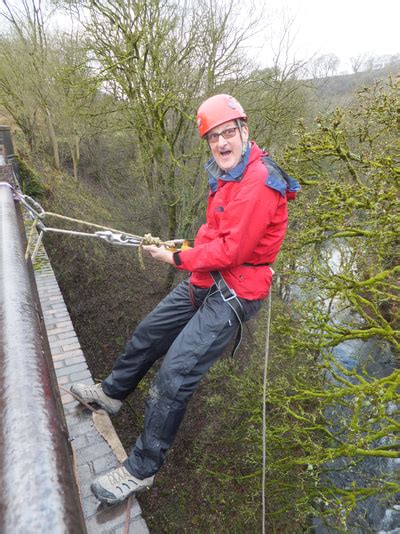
[69,386,120,416]
[90,481,152,505]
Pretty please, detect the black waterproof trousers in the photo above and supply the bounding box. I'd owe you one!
[102,279,261,479]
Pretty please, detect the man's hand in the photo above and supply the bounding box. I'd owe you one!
[142,245,175,265]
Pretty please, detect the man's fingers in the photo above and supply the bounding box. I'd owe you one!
[142,245,161,254]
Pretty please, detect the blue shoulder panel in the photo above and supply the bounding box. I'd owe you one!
[262,156,301,197]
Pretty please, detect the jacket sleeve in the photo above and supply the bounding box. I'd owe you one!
[175,177,283,272]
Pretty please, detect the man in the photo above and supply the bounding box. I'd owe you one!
[71,94,299,504]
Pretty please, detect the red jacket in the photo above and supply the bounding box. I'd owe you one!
[175,142,289,300]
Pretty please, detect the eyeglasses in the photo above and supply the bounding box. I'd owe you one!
[206,127,238,143]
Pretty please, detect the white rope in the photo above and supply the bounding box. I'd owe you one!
[262,289,272,534]
[37,226,103,238]
[31,230,44,264]
[14,189,188,257]
[25,218,38,260]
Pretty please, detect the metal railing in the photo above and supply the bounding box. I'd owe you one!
[0,127,86,533]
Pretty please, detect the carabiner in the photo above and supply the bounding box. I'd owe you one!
[95,231,141,246]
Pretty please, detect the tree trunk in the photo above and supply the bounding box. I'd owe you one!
[46,108,60,169]
[71,134,80,180]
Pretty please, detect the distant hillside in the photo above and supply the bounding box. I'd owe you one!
[317,63,399,94]
[311,62,400,110]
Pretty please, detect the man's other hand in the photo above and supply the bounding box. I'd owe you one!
[142,245,174,265]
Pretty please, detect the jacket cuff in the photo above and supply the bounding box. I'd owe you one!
[173,251,182,266]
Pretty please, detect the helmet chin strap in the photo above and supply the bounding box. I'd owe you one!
[237,120,249,156]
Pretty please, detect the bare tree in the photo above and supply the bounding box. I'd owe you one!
[68,0,261,243]
[241,12,310,151]
[309,53,339,79]
[0,0,62,166]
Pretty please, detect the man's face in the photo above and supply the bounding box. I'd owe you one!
[206,120,249,172]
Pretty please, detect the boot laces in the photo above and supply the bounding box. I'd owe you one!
[108,466,136,489]
[83,383,101,400]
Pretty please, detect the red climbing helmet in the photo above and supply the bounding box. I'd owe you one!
[196,94,247,137]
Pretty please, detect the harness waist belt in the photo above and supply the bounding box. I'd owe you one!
[210,271,241,306]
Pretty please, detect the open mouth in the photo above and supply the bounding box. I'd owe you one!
[219,149,232,158]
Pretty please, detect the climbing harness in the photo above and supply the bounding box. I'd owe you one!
[210,270,245,357]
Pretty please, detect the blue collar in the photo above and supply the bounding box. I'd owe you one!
[205,143,251,193]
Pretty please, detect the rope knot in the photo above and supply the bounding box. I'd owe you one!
[142,233,163,246]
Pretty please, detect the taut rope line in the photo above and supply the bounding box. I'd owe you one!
[14,189,186,262]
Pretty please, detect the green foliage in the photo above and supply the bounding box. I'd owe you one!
[193,77,400,531]
[282,76,399,349]
[15,154,47,197]
[273,76,399,527]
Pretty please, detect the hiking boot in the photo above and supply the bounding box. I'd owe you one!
[70,382,122,415]
[91,465,154,504]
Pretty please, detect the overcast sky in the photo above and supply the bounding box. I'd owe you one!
[45,0,400,75]
[254,0,400,73]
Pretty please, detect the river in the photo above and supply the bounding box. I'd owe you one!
[288,246,399,533]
